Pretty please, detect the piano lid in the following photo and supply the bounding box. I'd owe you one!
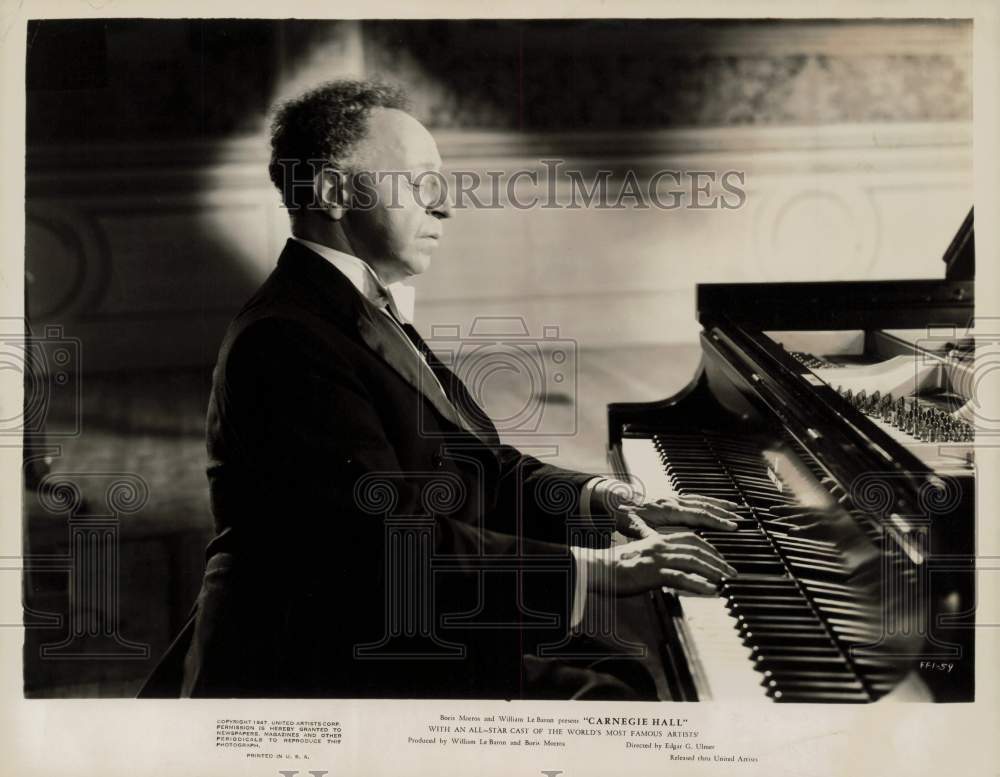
[943,207,974,281]
[697,280,973,332]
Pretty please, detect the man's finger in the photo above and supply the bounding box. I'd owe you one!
[768,518,823,533]
[765,512,818,528]
[672,544,738,578]
[657,529,717,551]
[660,532,733,567]
[669,506,739,531]
[684,500,744,525]
[659,551,734,582]
[619,513,657,539]
[678,494,742,511]
[680,496,745,521]
[659,570,717,596]
[638,502,737,529]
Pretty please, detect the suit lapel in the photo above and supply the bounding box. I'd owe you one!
[403,323,502,446]
[355,305,486,439]
[276,239,491,442]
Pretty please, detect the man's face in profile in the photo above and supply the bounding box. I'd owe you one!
[345,108,450,283]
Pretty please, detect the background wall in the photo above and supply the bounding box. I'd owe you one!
[20,18,973,696]
[26,19,973,367]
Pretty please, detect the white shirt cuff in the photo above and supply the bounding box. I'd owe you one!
[578,476,608,519]
[569,476,608,630]
[568,546,589,631]
[569,478,613,630]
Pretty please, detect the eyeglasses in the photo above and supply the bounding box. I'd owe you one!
[403,171,449,208]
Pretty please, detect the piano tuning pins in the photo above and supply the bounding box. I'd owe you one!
[878,393,893,422]
[833,384,974,442]
[790,350,842,369]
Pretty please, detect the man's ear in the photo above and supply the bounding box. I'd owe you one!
[315,166,348,221]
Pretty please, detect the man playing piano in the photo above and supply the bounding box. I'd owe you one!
[140,80,739,700]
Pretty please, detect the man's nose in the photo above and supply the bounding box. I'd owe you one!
[430,189,452,219]
[428,185,452,219]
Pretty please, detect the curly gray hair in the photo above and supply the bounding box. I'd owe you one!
[268,79,409,209]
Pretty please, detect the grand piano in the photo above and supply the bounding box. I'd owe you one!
[606,209,975,703]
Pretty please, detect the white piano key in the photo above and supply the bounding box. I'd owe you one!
[674,593,769,702]
[622,436,679,501]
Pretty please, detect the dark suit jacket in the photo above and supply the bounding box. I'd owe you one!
[141,239,602,698]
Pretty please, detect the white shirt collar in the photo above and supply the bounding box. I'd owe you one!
[291,236,416,323]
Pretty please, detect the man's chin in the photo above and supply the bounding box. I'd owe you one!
[403,253,433,277]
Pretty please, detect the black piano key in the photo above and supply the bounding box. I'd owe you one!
[770,689,870,703]
[765,678,866,692]
[760,669,857,683]
[720,554,785,563]
[750,645,842,658]
[740,623,830,636]
[754,654,851,669]
[743,632,838,648]
[826,616,880,630]
[819,624,880,640]
[851,657,900,669]
[821,617,879,632]
[771,533,838,547]
[726,594,805,603]
[738,620,826,633]
[703,522,760,531]
[736,614,826,627]
[831,631,881,645]
[781,561,851,580]
[722,579,798,590]
[728,602,815,615]
[784,555,848,571]
[772,542,843,560]
[800,587,870,603]
[709,547,777,555]
[796,578,867,595]
[811,597,874,613]
[713,537,775,545]
[730,567,789,578]
[729,562,788,575]
[740,494,794,505]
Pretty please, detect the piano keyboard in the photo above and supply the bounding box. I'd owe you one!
[621,433,906,702]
